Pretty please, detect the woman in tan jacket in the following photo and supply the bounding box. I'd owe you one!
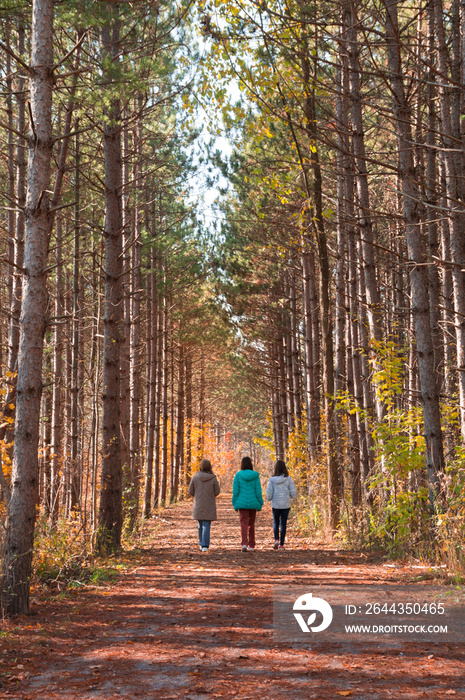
[188,459,220,552]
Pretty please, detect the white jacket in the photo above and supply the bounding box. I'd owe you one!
[266,475,297,509]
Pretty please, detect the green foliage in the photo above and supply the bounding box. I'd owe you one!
[369,489,431,552]
[372,406,426,480]
[293,493,327,539]
[34,517,125,590]
[33,517,94,591]
[334,340,433,553]
[333,341,465,569]
[370,339,404,409]
[33,516,147,592]
[88,567,119,585]
[435,453,465,579]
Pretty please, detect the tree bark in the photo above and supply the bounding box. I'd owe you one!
[302,50,342,529]
[300,243,320,457]
[173,343,185,501]
[143,246,157,518]
[152,253,163,509]
[120,118,130,513]
[1,0,54,616]
[128,108,143,527]
[50,214,64,527]
[159,270,169,506]
[385,0,445,498]
[184,348,193,485]
[97,13,124,553]
[7,24,25,382]
[346,2,384,349]
[432,0,465,440]
[70,129,81,514]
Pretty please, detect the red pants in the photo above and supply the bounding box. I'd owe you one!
[239,509,257,547]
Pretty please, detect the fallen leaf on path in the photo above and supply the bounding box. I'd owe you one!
[7,674,29,682]
[337,692,353,697]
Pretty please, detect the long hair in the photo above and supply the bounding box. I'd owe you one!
[274,459,289,477]
[199,459,213,473]
[241,455,253,470]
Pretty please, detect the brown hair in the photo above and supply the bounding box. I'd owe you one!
[274,459,289,477]
[241,456,253,470]
[199,459,213,473]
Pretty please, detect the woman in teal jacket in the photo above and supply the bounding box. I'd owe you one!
[232,456,263,551]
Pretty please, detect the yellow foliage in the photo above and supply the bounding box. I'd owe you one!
[0,371,16,495]
[254,409,275,457]
[188,421,235,483]
[287,422,309,478]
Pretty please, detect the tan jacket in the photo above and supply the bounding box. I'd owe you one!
[188,471,220,521]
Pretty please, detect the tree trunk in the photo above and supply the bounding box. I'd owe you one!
[50,214,64,527]
[385,0,445,498]
[289,271,302,432]
[335,33,348,485]
[270,339,285,460]
[199,353,206,454]
[302,51,342,529]
[7,23,25,381]
[277,334,289,453]
[90,247,103,531]
[6,21,14,337]
[97,14,124,553]
[152,253,163,509]
[169,317,175,500]
[70,129,81,514]
[143,247,157,518]
[300,243,320,458]
[1,0,54,616]
[184,348,193,485]
[120,118,131,512]
[128,109,143,527]
[159,273,169,506]
[425,6,443,380]
[432,0,465,441]
[173,343,185,500]
[346,1,385,428]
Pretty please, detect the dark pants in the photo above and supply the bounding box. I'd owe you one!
[272,508,290,546]
[239,509,257,547]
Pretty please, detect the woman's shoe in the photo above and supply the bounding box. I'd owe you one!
[201,547,208,552]
[273,540,279,549]
[241,545,247,551]
[247,546,254,551]
[278,545,285,550]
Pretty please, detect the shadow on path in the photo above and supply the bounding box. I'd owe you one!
[2,494,464,699]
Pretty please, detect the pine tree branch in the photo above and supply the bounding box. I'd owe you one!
[0,40,31,74]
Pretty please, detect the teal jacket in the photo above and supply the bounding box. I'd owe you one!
[232,470,263,511]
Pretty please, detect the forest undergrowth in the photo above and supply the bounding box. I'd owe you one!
[31,514,156,597]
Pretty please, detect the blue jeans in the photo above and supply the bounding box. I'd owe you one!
[198,520,211,548]
[272,508,290,546]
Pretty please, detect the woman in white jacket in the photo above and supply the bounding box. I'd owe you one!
[266,459,297,550]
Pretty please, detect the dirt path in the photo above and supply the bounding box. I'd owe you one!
[1,494,464,699]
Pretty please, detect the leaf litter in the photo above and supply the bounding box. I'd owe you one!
[1,494,464,699]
